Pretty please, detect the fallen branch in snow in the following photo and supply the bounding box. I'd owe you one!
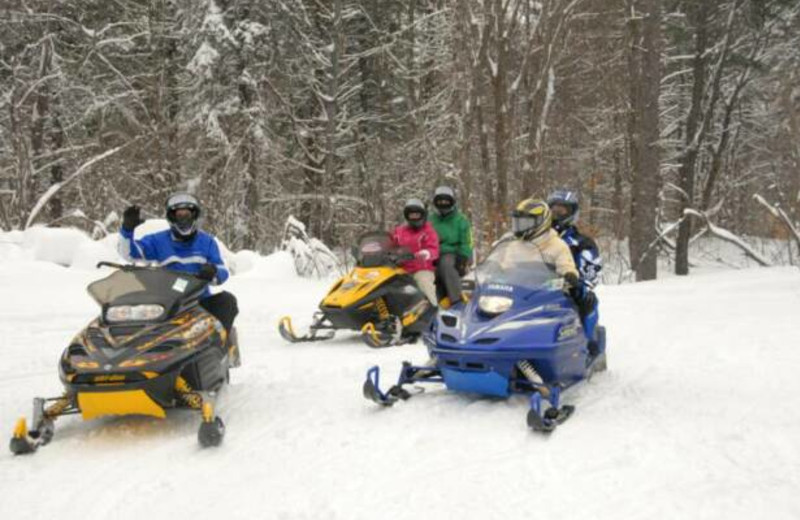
[24,146,126,229]
[280,216,341,278]
[638,217,685,266]
[683,209,771,267]
[753,194,800,252]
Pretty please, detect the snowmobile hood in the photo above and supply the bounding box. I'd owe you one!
[59,308,225,385]
[432,287,580,353]
[321,266,403,309]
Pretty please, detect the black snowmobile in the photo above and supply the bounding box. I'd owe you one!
[10,262,241,455]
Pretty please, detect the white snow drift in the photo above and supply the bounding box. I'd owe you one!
[0,230,799,520]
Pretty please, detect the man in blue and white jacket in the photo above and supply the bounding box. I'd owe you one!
[119,193,238,332]
[547,189,603,355]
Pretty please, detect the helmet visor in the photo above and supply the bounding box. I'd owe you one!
[167,194,200,236]
[511,214,545,236]
[433,196,454,212]
[549,203,572,219]
[406,210,424,223]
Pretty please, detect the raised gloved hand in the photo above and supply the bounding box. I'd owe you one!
[197,263,218,282]
[122,205,144,232]
[415,249,432,261]
[564,271,579,289]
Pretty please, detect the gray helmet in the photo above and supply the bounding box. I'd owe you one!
[166,192,201,240]
[403,198,427,229]
[433,186,456,216]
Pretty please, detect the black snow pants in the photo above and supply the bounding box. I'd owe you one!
[435,253,463,304]
[200,291,239,333]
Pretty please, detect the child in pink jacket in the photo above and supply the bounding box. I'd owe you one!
[391,198,440,305]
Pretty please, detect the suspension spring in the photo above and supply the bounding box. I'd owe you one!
[44,396,72,419]
[376,298,390,321]
[517,360,543,384]
[175,377,203,409]
[517,360,550,397]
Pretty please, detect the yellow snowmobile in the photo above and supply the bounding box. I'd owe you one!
[10,262,241,455]
[278,232,436,348]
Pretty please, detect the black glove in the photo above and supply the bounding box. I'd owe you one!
[122,205,144,232]
[564,272,579,289]
[455,255,470,276]
[583,290,597,313]
[197,264,218,282]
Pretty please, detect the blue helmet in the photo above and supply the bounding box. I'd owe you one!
[547,189,580,232]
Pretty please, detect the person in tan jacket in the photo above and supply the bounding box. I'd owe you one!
[510,198,580,286]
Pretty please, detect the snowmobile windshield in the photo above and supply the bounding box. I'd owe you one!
[356,232,400,268]
[476,239,564,292]
[87,268,207,309]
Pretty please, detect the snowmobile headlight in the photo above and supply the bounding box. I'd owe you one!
[106,304,165,323]
[478,296,513,315]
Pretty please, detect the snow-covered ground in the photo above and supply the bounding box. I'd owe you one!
[1,231,800,520]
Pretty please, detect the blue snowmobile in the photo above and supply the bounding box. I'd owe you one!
[362,238,607,432]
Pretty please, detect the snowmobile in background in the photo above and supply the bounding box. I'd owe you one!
[363,239,607,432]
[278,231,436,348]
[10,262,241,455]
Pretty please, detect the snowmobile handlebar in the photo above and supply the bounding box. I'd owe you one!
[95,262,209,284]
[96,261,133,270]
[390,251,416,264]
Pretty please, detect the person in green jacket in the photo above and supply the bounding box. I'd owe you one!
[430,186,474,308]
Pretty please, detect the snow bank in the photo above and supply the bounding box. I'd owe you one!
[233,250,298,281]
[597,234,795,284]
[0,230,25,262]
[0,224,293,279]
[2,252,800,520]
[1,226,121,268]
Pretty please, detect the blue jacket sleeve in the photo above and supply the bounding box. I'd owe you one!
[118,228,157,261]
[207,237,230,285]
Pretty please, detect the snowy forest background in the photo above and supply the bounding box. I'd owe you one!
[1,0,798,281]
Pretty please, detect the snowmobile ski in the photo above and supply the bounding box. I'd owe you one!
[278,315,335,343]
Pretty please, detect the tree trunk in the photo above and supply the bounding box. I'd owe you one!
[626,0,662,281]
[675,1,709,275]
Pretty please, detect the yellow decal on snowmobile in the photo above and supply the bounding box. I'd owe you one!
[119,358,149,368]
[73,360,100,369]
[77,390,166,420]
[321,267,401,308]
